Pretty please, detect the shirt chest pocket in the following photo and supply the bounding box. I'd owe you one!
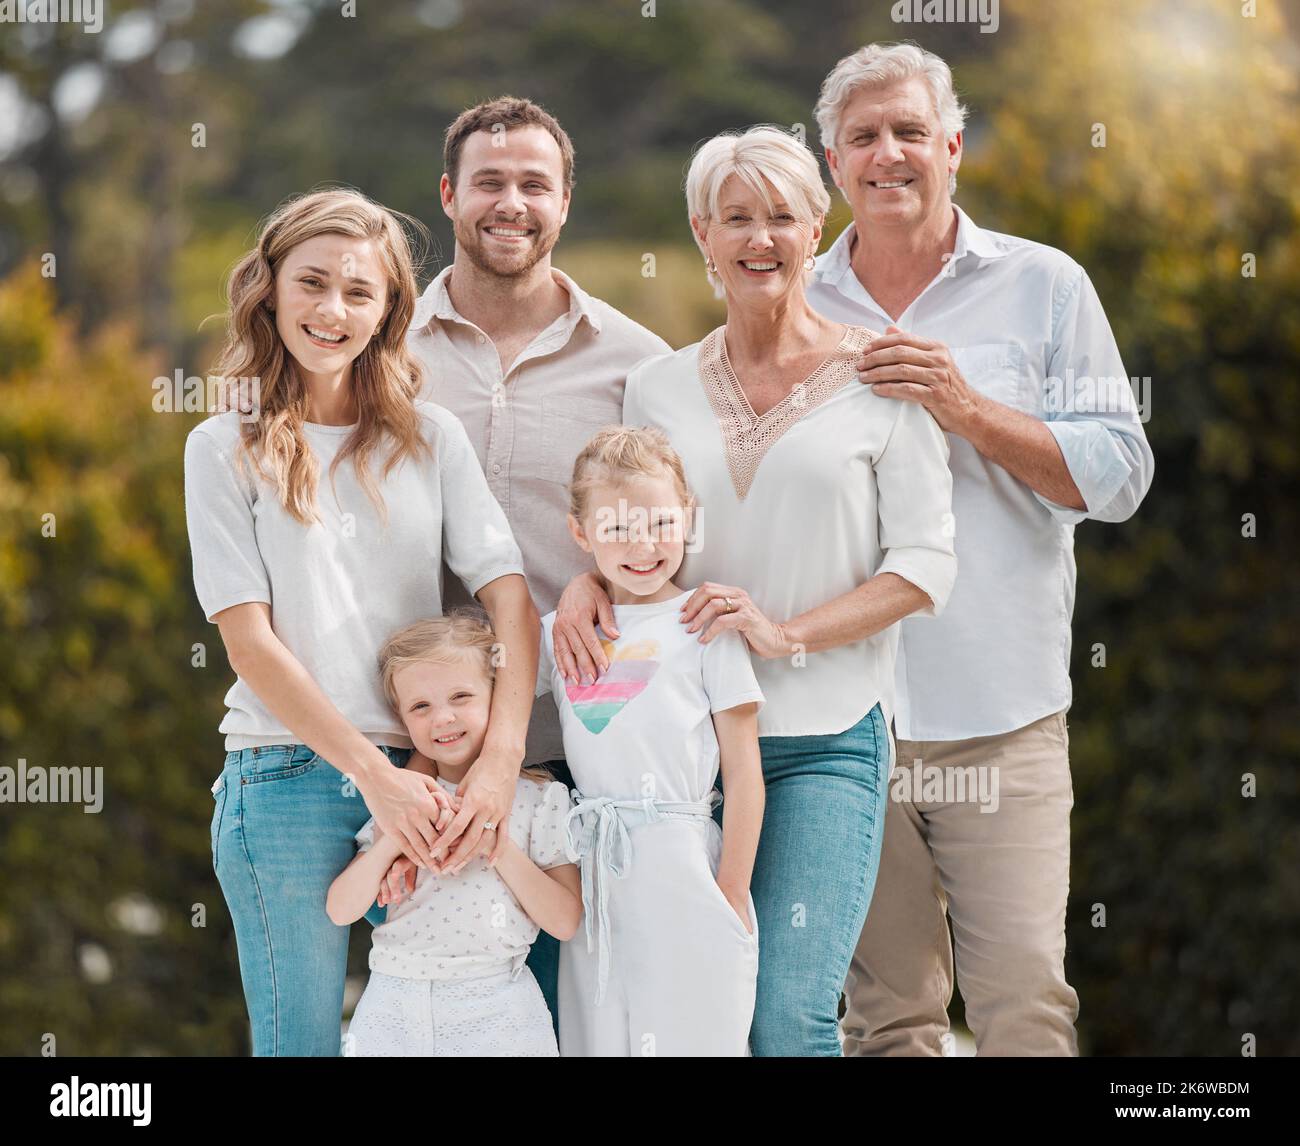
[950,342,1036,415]
[539,396,622,485]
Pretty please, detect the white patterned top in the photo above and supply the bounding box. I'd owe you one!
[355,774,573,982]
[624,329,958,738]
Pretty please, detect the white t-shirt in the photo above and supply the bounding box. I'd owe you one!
[183,401,525,750]
[355,774,573,982]
[536,591,765,803]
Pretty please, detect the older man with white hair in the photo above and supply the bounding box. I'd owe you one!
[808,42,1154,1056]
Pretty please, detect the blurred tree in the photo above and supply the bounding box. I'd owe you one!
[0,0,281,355]
[0,263,248,1053]
[956,0,1300,1055]
[2,0,985,352]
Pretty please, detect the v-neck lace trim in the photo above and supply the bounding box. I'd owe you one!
[697,324,877,500]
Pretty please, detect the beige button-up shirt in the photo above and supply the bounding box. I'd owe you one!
[407,265,672,766]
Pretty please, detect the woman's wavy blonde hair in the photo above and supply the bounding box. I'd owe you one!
[213,187,431,525]
[378,609,554,786]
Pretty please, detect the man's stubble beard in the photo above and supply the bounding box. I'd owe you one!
[454,215,561,281]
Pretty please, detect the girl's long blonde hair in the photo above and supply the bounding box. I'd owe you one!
[213,187,431,525]
[378,609,555,786]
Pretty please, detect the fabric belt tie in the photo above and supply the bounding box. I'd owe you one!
[562,790,720,1006]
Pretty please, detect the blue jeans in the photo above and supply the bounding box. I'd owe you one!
[744,703,890,1056]
[210,743,411,1056]
[524,756,575,1037]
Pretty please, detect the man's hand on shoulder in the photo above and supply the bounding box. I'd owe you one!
[857,324,985,436]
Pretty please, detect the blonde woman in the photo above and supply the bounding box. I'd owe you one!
[552,128,957,1055]
[185,188,538,1056]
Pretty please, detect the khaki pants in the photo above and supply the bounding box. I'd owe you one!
[842,711,1080,1056]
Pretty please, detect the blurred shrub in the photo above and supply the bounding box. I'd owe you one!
[0,263,249,1053]
[956,0,1300,1055]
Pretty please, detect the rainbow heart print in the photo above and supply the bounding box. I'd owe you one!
[565,638,661,734]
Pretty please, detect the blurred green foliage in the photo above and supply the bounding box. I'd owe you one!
[0,0,1296,1055]
[964,0,1300,1057]
[0,262,247,1052]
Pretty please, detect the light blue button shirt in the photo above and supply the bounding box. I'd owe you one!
[808,205,1154,740]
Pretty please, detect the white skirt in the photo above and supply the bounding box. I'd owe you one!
[345,967,558,1057]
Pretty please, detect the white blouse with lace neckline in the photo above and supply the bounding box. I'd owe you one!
[698,323,877,500]
[622,330,957,738]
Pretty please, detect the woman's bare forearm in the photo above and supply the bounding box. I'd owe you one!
[475,574,540,762]
[780,573,931,656]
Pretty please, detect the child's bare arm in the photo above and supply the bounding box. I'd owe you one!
[492,843,582,942]
[713,701,764,927]
[326,826,406,926]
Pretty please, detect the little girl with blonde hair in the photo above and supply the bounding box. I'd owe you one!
[330,610,581,1056]
[536,425,766,1056]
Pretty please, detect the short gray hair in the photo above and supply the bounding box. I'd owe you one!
[814,42,968,154]
[684,125,831,297]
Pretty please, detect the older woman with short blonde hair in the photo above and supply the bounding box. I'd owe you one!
[552,126,958,1056]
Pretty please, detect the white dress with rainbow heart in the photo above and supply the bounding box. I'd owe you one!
[536,589,765,1056]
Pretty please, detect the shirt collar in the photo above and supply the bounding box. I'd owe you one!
[411,264,603,337]
[813,202,1009,291]
[952,204,1009,262]
[551,266,604,335]
[410,265,457,331]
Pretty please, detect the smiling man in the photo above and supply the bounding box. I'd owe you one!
[808,43,1154,1056]
[404,96,670,1030]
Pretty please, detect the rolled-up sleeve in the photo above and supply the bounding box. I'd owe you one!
[874,401,958,616]
[436,409,527,598]
[1037,267,1154,524]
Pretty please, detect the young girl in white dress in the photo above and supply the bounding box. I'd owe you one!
[328,612,582,1056]
[536,425,767,1057]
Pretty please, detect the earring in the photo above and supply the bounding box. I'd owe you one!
[804,254,816,271]
[705,255,717,274]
